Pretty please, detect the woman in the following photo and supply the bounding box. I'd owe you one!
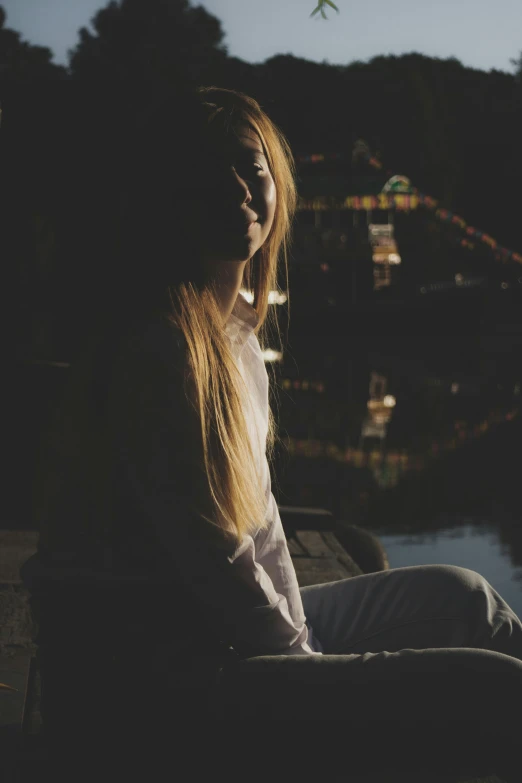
[23,87,522,781]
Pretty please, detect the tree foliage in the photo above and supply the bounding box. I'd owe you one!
[310,0,340,19]
[0,6,67,82]
[67,0,228,88]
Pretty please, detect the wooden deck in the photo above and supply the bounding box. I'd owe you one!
[288,529,364,585]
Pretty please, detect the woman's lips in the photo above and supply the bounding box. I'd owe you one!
[230,220,257,234]
[211,215,259,234]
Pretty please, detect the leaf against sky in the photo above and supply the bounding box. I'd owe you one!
[310,0,340,19]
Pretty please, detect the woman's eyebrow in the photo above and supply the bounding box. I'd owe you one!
[242,147,267,159]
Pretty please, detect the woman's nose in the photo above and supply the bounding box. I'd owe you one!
[224,166,253,205]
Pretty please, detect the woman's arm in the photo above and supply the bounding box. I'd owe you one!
[108,319,314,657]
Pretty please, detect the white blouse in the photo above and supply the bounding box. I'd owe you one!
[221,292,318,655]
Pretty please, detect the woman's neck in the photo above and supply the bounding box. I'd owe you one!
[203,259,249,326]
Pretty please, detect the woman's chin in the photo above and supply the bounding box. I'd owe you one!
[209,236,257,262]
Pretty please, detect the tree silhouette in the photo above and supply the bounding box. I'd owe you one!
[67,0,228,90]
[0,5,67,82]
[510,51,522,88]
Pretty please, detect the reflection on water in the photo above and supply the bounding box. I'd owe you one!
[280,344,522,493]
[284,403,519,490]
[275,337,522,620]
[376,519,522,622]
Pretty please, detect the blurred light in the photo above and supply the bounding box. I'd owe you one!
[263,349,283,363]
[388,253,401,264]
[451,383,459,394]
[420,287,427,294]
[302,380,309,390]
[518,277,522,285]
[340,234,347,243]
[240,289,254,303]
[282,379,291,389]
[320,263,330,272]
[240,289,287,305]
[501,282,509,289]
[268,290,287,305]
[383,395,396,407]
[455,273,464,285]
[514,384,520,396]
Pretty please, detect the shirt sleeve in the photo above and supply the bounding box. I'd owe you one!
[108,320,315,658]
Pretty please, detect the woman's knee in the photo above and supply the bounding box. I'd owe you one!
[423,563,487,591]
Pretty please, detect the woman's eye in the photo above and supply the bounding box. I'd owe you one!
[232,164,264,178]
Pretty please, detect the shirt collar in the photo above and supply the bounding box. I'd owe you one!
[224,291,259,358]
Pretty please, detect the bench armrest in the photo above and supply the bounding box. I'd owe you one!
[278,505,336,533]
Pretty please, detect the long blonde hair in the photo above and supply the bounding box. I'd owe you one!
[36,87,298,554]
[161,87,297,543]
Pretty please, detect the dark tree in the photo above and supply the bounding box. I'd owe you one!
[67,0,229,90]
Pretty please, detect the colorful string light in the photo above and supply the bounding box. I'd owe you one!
[296,150,522,264]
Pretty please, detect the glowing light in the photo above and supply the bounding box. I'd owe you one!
[451,383,459,394]
[240,289,254,303]
[263,349,283,363]
[501,282,509,289]
[268,290,288,305]
[383,395,396,407]
[388,253,401,264]
[240,289,287,305]
[455,273,464,285]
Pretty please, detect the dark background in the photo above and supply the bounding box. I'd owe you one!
[2,2,522,581]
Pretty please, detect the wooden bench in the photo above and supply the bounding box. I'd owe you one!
[0,520,508,783]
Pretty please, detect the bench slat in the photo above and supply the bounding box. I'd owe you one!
[0,651,32,732]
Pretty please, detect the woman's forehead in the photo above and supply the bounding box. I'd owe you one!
[205,121,265,156]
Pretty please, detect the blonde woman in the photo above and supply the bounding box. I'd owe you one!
[22,87,521,782]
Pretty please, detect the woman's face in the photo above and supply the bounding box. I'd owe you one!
[182,123,277,264]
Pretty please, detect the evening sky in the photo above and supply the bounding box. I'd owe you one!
[2,0,521,74]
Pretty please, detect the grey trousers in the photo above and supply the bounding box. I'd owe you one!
[295,564,522,781]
